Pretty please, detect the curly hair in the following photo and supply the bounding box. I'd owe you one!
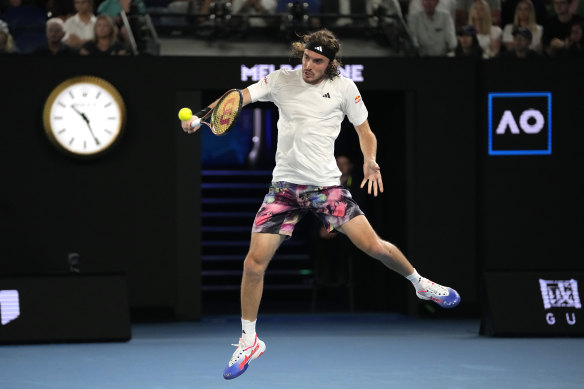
[291,29,343,80]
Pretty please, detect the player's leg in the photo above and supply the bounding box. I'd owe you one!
[224,232,284,380]
[241,232,286,322]
[337,215,461,308]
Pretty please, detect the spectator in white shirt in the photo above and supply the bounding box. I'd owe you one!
[63,0,96,49]
[408,0,457,56]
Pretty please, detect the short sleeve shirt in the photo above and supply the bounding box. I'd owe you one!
[247,68,368,186]
[63,13,96,42]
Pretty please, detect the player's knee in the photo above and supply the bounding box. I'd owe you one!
[243,254,267,278]
[364,238,395,260]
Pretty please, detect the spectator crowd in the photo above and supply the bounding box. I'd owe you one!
[1,0,583,58]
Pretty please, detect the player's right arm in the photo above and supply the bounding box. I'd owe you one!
[181,88,253,134]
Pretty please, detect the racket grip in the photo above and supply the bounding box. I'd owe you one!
[190,118,202,128]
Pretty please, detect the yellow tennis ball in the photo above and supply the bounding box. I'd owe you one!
[178,108,192,121]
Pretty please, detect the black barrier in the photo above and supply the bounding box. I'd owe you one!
[0,275,131,343]
[480,272,583,336]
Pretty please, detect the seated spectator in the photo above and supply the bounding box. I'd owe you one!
[469,0,502,58]
[409,0,456,22]
[33,17,79,55]
[557,19,584,57]
[501,0,547,28]
[408,0,457,56]
[1,0,46,53]
[454,23,484,57]
[0,19,20,54]
[502,0,542,52]
[456,0,501,29]
[498,26,540,57]
[321,0,368,27]
[543,0,584,57]
[80,14,128,55]
[63,0,96,49]
[231,0,277,27]
[97,0,146,18]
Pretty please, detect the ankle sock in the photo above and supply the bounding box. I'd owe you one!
[406,269,423,291]
[241,318,256,346]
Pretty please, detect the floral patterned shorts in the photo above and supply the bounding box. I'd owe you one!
[252,181,364,237]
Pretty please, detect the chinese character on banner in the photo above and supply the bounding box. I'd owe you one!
[539,279,582,310]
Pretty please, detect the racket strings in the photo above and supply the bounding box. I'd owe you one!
[211,90,242,135]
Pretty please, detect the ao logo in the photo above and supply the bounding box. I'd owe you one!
[488,92,552,156]
[0,290,20,325]
[495,109,545,135]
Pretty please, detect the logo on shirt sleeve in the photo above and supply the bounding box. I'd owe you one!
[354,95,362,104]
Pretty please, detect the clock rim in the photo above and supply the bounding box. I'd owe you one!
[42,75,127,158]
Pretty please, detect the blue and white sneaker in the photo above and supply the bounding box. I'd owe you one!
[416,278,461,308]
[223,335,266,380]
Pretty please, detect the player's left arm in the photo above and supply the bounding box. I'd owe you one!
[354,119,384,197]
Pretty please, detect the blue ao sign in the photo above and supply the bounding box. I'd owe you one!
[488,92,552,156]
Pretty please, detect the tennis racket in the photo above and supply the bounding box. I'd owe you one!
[181,89,243,136]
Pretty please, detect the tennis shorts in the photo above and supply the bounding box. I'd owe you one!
[252,181,364,237]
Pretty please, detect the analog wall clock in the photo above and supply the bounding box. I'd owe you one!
[43,76,127,157]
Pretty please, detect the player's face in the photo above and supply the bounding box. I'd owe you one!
[302,49,330,85]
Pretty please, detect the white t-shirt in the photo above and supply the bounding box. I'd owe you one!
[247,68,368,186]
[477,25,502,58]
[63,13,96,42]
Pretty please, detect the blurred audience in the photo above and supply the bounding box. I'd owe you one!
[498,26,540,57]
[63,0,96,49]
[33,17,79,55]
[454,23,484,57]
[1,0,46,53]
[0,18,19,54]
[501,0,547,27]
[456,0,501,29]
[543,0,584,57]
[468,0,502,58]
[410,0,456,21]
[502,0,542,53]
[80,13,128,55]
[231,0,277,27]
[557,19,584,57]
[408,0,457,56]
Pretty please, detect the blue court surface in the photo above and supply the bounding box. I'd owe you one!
[1,313,582,389]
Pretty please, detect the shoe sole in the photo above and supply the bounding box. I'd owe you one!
[417,288,461,308]
[223,341,266,380]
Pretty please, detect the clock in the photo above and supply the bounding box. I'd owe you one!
[43,76,127,157]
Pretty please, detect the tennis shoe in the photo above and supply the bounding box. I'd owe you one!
[223,335,265,380]
[416,278,461,308]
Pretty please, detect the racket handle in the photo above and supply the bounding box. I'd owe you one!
[190,117,202,129]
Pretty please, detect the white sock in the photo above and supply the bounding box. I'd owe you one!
[406,269,423,291]
[241,318,256,346]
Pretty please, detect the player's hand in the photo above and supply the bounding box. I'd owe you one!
[181,116,201,134]
[360,159,384,197]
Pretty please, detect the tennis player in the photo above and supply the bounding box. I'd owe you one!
[181,28,461,380]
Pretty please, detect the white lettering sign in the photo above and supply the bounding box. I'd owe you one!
[0,290,20,325]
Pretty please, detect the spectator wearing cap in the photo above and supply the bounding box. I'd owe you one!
[408,0,457,56]
[543,0,584,57]
[454,24,484,57]
[498,26,541,57]
[502,0,543,53]
[0,19,19,54]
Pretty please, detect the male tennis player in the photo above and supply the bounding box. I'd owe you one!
[181,29,461,380]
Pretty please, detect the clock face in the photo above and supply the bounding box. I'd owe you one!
[43,76,126,157]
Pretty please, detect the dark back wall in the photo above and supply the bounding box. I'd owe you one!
[1,56,581,319]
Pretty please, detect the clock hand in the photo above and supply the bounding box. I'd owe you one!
[71,105,100,146]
